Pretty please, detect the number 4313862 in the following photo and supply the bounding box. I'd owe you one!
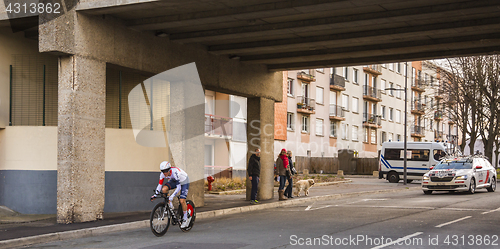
[6,3,61,14]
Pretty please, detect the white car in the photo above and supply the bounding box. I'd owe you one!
[422,156,497,194]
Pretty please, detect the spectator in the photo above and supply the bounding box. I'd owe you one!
[276,149,291,201]
[284,150,296,198]
[247,148,261,205]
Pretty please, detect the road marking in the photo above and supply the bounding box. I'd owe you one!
[371,232,423,249]
[482,207,500,215]
[305,205,312,211]
[305,199,388,211]
[435,216,472,228]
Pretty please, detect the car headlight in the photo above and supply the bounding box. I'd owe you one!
[423,175,430,180]
[455,175,468,180]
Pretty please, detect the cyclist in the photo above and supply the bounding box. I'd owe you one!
[151,161,191,228]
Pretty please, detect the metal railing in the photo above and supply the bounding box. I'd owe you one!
[411,125,425,136]
[364,64,382,73]
[205,114,233,137]
[363,85,381,99]
[363,113,381,126]
[330,74,345,88]
[412,101,424,111]
[413,78,426,89]
[297,96,316,111]
[297,71,315,81]
[329,104,345,117]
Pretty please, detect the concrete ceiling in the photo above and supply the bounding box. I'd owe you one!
[77,0,500,70]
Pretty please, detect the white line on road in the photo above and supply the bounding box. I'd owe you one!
[435,216,472,228]
[482,207,500,215]
[305,205,312,211]
[371,232,423,249]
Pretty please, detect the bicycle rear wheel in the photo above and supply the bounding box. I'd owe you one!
[180,200,196,232]
[150,202,170,237]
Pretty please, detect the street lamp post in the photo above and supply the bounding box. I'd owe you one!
[384,61,408,185]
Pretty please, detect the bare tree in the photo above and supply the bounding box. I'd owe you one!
[442,55,500,163]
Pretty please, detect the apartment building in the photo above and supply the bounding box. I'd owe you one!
[274,61,460,160]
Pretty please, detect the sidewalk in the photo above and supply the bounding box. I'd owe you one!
[0,178,420,247]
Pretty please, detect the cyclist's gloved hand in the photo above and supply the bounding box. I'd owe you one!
[155,190,161,196]
[150,195,156,201]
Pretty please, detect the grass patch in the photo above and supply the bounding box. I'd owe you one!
[205,177,246,192]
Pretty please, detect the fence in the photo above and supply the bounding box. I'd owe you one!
[295,156,378,175]
[204,166,233,179]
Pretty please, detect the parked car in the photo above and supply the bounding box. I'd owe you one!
[421,156,497,194]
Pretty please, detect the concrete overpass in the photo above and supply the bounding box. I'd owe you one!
[2,0,500,223]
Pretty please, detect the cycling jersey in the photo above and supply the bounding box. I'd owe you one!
[156,167,189,198]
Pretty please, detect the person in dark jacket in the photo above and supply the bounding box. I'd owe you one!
[247,148,261,204]
[284,150,295,198]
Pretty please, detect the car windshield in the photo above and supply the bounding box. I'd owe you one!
[434,161,472,170]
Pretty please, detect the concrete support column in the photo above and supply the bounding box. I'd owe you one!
[57,55,106,223]
[247,97,275,200]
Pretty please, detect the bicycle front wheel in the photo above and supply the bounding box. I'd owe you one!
[150,202,170,237]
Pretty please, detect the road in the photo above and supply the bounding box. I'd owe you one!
[26,184,500,249]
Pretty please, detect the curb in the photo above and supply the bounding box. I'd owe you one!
[0,186,418,249]
[208,180,353,195]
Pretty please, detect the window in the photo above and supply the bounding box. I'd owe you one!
[430,120,433,130]
[371,129,376,144]
[388,63,394,71]
[364,73,369,86]
[342,123,348,140]
[287,78,294,96]
[353,69,359,84]
[396,84,401,98]
[301,83,309,98]
[403,63,407,76]
[316,87,324,105]
[430,98,434,108]
[397,134,401,141]
[344,67,349,81]
[302,116,309,133]
[397,63,401,73]
[330,121,337,137]
[384,149,430,161]
[381,131,387,145]
[352,125,358,141]
[396,110,401,123]
[352,97,359,113]
[389,82,394,96]
[381,63,386,68]
[430,76,434,86]
[342,94,349,111]
[381,106,386,119]
[381,79,386,94]
[372,76,377,88]
[389,108,394,121]
[424,73,429,84]
[364,128,369,142]
[316,118,324,136]
[412,67,416,84]
[287,112,294,131]
[389,132,394,142]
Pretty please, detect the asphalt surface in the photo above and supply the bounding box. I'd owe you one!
[22,183,500,249]
[0,178,410,242]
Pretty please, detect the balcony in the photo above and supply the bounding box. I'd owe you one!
[363,64,382,75]
[363,113,381,128]
[411,125,425,138]
[411,78,426,92]
[297,96,316,114]
[435,88,444,99]
[297,71,315,82]
[434,110,443,121]
[411,101,425,115]
[434,130,444,140]
[330,74,346,91]
[363,85,382,102]
[205,114,233,138]
[329,104,345,121]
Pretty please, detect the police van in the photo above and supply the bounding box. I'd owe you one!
[379,142,447,183]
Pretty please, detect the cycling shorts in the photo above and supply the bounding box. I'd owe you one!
[165,180,190,199]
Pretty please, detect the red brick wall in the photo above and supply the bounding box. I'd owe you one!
[274,71,288,141]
